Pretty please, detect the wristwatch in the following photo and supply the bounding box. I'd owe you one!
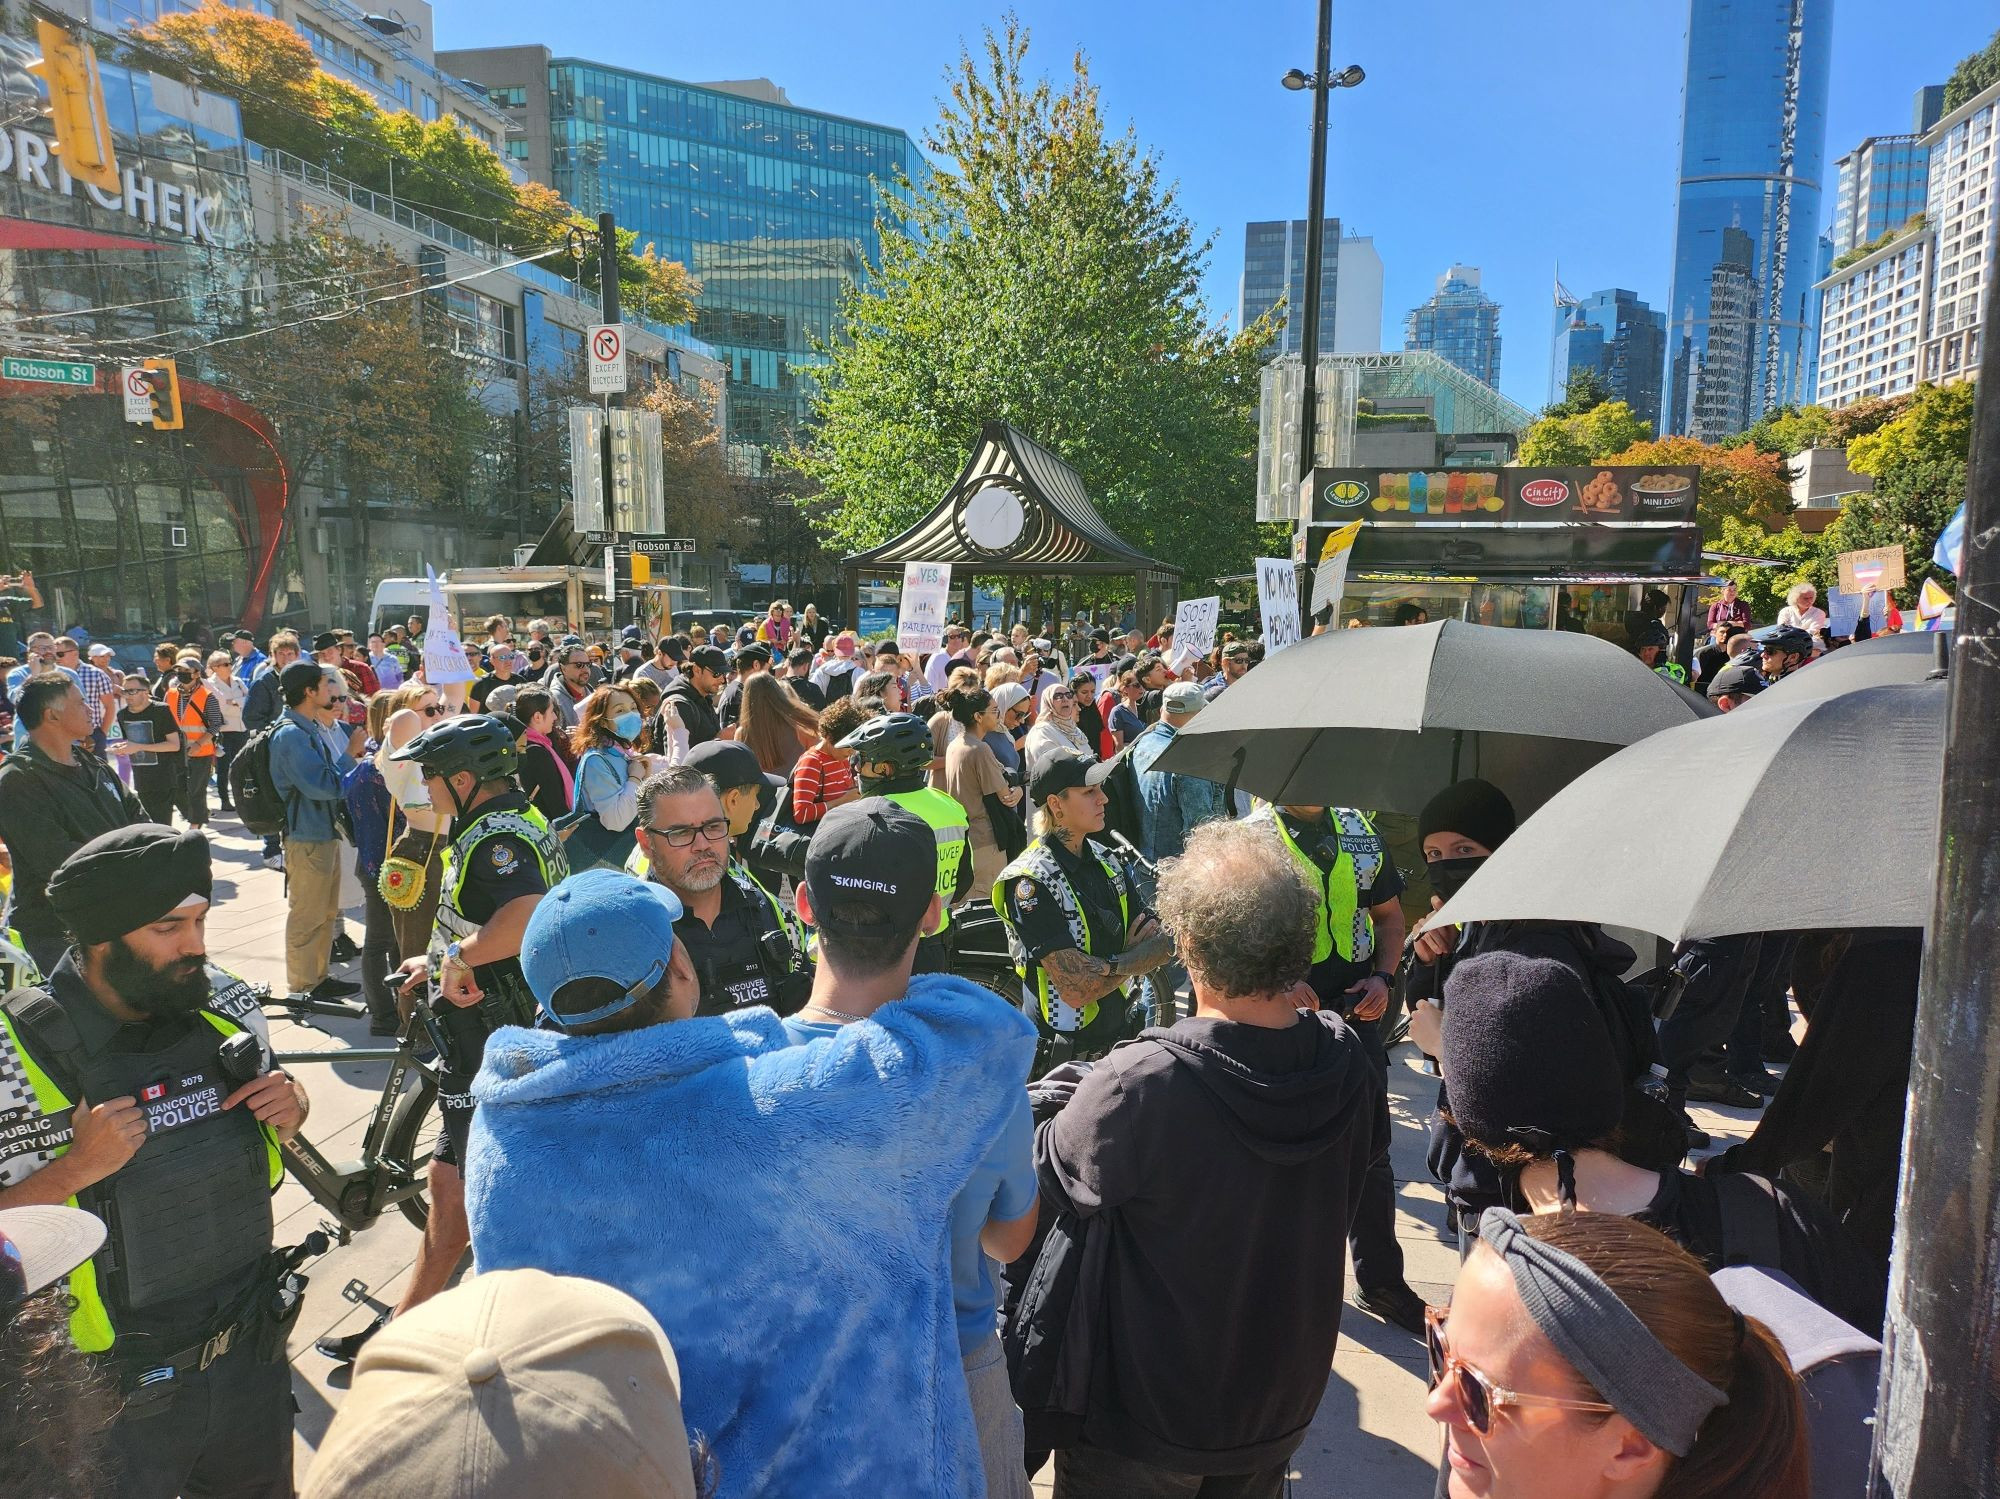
[442,941,468,972]
[1371,969,1395,986]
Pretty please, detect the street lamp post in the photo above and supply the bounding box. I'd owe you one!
[1281,9,1364,494]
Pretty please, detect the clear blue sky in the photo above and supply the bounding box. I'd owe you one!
[446,0,1995,413]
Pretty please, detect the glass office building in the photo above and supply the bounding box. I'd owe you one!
[447,52,926,468]
[1238,219,1383,356]
[1550,289,1668,433]
[1664,0,1832,435]
[1403,265,1502,389]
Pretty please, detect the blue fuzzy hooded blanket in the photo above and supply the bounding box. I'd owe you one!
[464,973,1037,1498]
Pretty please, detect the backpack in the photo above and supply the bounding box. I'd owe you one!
[1003,1205,1110,1455]
[228,721,289,836]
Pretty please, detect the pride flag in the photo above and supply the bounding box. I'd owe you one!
[1934,503,1966,577]
[1918,576,1954,630]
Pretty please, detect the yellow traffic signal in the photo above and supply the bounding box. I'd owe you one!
[141,357,183,431]
[27,21,120,197]
[630,552,652,586]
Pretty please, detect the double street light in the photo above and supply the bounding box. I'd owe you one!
[1281,7,1365,495]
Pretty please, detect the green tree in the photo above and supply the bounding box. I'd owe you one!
[1845,381,1978,477]
[1823,458,1967,600]
[1517,399,1651,467]
[1709,515,1834,622]
[1944,26,2000,110]
[1542,367,1612,418]
[789,16,1271,594]
[1601,435,1792,540]
[1739,404,1834,455]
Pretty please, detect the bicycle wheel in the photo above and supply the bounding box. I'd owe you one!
[382,1072,442,1230]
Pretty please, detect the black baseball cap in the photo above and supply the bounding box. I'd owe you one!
[684,739,784,798]
[687,645,727,674]
[1704,662,1766,701]
[229,629,254,643]
[1027,753,1117,805]
[803,798,936,935]
[734,642,772,667]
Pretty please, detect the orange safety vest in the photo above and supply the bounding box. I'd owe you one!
[169,682,215,757]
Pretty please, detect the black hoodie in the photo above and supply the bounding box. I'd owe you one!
[1037,1010,1380,1475]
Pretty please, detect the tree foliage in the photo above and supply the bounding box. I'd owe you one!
[1517,399,1651,467]
[1844,382,1978,477]
[789,16,1271,594]
[201,212,490,519]
[1709,515,1828,622]
[1542,367,1612,419]
[1944,26,2000,111]
[1601,435,1791,540]
[125,1,694,324]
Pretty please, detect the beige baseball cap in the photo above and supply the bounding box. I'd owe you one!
[303,1269,696,1499]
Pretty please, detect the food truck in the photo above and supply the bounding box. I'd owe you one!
[1298,463,1715,664]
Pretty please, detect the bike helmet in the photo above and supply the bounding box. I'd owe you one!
[389,713,519,783]
[838,711,934,780]
[1755,625,1815,661]
[1630,620,1670,652]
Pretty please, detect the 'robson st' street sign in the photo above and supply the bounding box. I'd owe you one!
[3,356,96,387]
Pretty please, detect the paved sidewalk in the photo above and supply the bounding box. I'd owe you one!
[190,812,1765,1496]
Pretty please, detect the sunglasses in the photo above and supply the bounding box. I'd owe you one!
[420,703,447,717]
[1425,1307,1614,1436]
[1049,691,1075,701]
[644,817,731,848]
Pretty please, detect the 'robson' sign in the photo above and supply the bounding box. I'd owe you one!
[0,126,222,246]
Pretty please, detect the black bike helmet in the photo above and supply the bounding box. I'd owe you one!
[838,711,934,779]
[389,713,519,783]
[1631,620,1671,652]
[1756,625,1815,660]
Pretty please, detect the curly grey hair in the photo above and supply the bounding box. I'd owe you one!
[1154,819,1319,1000]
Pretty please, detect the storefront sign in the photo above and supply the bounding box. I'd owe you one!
[1,356,94,387]
[1256,559,1301,656]
[1307,466,1701,527]
[897,561,953,654]
[0,127,223,246]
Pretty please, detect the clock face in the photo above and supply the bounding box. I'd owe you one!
[962,483,1027,552]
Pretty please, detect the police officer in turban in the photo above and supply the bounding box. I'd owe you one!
[0,824,306,1498]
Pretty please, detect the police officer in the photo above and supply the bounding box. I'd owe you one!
[1632,620,1687,684]
[320,715,564,1364]
[1244,798,1426,1334]
[685,739,810,887]
[626,762,809,1015]
[837,711,972,972]
[0,825,306,1498]
[995,755,1173,1073]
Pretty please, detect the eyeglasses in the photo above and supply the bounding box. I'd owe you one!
[643,817,731,848]
[1425,1307,1614,1435]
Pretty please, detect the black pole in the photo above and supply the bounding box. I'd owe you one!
[1295,0,1333,490]
[598,210,620,629]
[1868,279,2000,1494]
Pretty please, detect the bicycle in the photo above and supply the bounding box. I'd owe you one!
[262,986,442,1235]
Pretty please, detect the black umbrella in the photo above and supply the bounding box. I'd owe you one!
[1154,619,1714,816]
[1751,630,1951,707]
[1430,680,1946,941]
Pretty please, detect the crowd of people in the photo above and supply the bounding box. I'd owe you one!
[0,586,1909,1499]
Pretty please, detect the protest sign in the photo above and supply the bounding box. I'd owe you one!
[1257,558,1302,656]
[1171,596,1220,672]
[421,565,475,684]
[896,561,953,654]
[1309,519,1364,620]
[1825,587,1888,640]
[1835,545,1905,594]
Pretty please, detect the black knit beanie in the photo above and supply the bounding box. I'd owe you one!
[1418,777,1517,853]
[1441,950,1624,1156]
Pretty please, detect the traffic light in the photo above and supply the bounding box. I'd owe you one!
[27,20,120,197]
[629,552,651,586]
[140,358,183,431]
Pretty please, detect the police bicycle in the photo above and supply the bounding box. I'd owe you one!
[260,985,442,1235]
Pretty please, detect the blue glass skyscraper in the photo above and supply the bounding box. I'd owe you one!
[1664,0,1832,437]
[1551,289,1668,433]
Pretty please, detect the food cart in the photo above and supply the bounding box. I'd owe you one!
[1299,464,1715,666]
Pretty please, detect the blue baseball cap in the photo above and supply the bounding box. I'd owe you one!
[521,869,684,1030]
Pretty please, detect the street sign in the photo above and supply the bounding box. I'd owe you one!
[3,356,94,387]
[584,530,614,547]
[588,323,627,395]
[121,365,152,423]
[631,537,696,557]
